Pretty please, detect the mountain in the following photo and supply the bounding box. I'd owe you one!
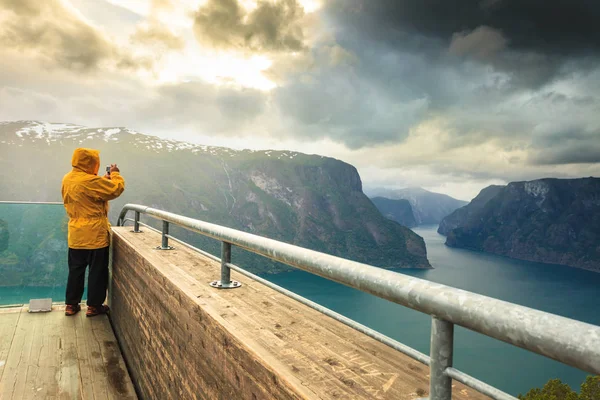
[438,185,505,235]
[370,197,417,227]
[367,187,468,225]
[438,178,600,272]
[0,121,430,285]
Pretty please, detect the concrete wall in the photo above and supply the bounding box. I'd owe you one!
[109,231,301,400]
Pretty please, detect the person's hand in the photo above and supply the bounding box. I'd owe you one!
[103,173,111,180]
[110,164,120,174]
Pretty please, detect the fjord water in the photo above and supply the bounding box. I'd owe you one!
[264,225,600,396]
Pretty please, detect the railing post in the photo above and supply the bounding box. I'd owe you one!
[133,211,141,233]
[209,242,241,289]
[221,241,231,285]
[156,220,174,250]
[429,317,454,400]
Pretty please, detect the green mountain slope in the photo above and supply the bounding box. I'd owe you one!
[0,121,430,285]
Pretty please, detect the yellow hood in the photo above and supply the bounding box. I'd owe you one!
[71,148,100,175]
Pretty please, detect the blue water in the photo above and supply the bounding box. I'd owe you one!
[263,226,600,396]
[0,286,71,306]
[0,285,90,306]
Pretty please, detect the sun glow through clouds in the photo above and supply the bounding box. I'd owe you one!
[150,49,276,90]
[238,0,321,13]
[83,0,322,90]
[299,0,321,13]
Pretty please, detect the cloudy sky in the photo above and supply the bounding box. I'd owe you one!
[1,0,599,200]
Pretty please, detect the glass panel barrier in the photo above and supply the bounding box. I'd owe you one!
[0,203,71,306]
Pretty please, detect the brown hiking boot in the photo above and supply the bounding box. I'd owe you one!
[65,304,81,316]
[86,305,110,317]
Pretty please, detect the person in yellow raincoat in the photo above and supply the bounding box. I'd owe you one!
[61,148,125,317]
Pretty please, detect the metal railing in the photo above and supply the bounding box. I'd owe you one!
[117,204,600,400]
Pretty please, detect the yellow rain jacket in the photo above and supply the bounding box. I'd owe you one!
[61,148,125,249]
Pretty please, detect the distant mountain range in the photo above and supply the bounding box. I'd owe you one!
[368,187,468,225]
[370,197,417,227]
[0,121,431,286]
[439,178,600,272]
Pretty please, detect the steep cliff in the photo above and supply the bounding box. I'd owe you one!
[438,185,505,235]
[371,197,417,227]
[438,178,600,272]
[0,121,430,285]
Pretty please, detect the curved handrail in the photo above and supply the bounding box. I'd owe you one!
[117,203,600,398]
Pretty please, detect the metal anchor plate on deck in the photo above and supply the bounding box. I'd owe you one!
[209,280,242,289]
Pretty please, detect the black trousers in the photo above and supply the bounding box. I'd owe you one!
[66,247,109,307]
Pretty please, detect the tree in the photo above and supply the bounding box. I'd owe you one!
[580,376,600,400]
[519,379,578,400]
[520,377,600,400]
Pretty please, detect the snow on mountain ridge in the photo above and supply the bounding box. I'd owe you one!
[15,121,86,138]
[4,120,303,159]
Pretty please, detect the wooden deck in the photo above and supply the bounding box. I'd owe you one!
[0,305,137,400]
[111,227,490,400]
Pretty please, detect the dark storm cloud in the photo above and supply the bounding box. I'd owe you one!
[270,2,511,149]
[273,48,432,148]
[531,144,600,165]
[529,122,600,165]
[328,0,600,57]
[449,26,507,61]
[271,0,600,171]
[324,0,600,90]
[273,33,506,148]
[193,0,306,53]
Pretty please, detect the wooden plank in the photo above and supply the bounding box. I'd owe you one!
[111,227,489,400]
[36,307,63,400]
[0,307,34,399]
[57,311,83,399]
[90,316,137,399]
[22,311,48,399]
[74,309,97,400]
[75,312,109,400]
[0,309,21,384]
[0,304,137,400]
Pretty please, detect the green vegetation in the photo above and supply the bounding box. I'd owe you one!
[519,376,600,400]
